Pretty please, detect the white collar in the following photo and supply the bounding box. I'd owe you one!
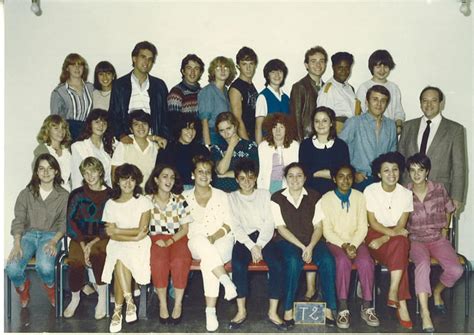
[312,136,334,149]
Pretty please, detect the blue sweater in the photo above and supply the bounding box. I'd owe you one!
[260,87,290,115]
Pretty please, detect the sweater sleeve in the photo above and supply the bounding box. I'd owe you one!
[10,189,29,236]
[67,190,84,241]
[255,190,275,248]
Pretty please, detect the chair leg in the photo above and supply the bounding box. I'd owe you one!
[6,270,12,319]
[465,260,471,317]
[415,294,420,314]
[138,284,148,320]
[106,283,110,317]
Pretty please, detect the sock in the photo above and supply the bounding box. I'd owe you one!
[362,300,371,309]
[339,299,348,311]
[64,291,81,317]
[218,274,237,300]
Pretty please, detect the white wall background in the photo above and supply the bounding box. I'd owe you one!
[3,0,474,262]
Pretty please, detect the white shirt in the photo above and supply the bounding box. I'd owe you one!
[228,189,275,250]
[317,77,357,118]
[128,73,151,114]
[271,187,321,228]
[46,144,71,191]
[416,113,442,153]
[356,79,405,121]
[255,86,288,118]
[364,182,413,227]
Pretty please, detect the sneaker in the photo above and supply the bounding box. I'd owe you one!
[336,309,350,329]
[109,310,123,333]
[360,306,380,327]
[206,309,219,331]
[15,279,31,308]
[42,284,56,307]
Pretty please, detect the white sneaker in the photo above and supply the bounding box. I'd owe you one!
[206,309,219,331]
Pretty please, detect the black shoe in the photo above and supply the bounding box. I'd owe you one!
[159,316,170,324]
[228,317,246,330]
[433,304,447,315]
[267,317,288,331]
[283,319,295,329]
[170,315,182,325]
[326,317,336,327]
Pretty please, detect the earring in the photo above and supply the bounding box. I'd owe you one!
[191,175,195,180]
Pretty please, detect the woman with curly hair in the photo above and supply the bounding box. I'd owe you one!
[33,114,72,191]
[101,164,152,332]
[257,113,299,193]
[50,53,94,141]
[198,56,237,146]
[71,109,114,189]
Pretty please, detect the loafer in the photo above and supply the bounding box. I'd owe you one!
[325,317,336,327]
[170,315,182,325]
[228,316,246,330]
[159,316,170,324]
[433,304,447,315]
[267,317,288,331]
[283,318,295,329]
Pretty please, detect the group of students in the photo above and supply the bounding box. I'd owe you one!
[5,40,464,334]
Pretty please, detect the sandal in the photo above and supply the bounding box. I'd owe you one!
[109,306,123,333]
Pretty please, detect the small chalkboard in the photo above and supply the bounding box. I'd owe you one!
[294,302,326,325]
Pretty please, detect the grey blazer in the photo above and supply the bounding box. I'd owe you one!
[398,116,466,203]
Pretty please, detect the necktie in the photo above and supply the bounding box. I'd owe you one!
[420,120,432,154]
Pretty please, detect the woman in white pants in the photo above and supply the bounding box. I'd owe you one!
[184,155,237,331]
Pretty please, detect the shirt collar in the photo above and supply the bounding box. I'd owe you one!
[281,187,308,207]
[131,72,149,89]
[311,136,334,149]
[422,113,442,126]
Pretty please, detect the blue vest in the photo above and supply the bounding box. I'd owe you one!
[260,87,290,115]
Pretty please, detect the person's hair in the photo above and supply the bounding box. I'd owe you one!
[111,163,143,199]
[28,153,63,197]
[263,59,288,87]
[419,86,444,103]
[215,111,238,132]
[331,52,354,67]
[366,85,391,105]
[128,109,151,129]
[36,114,72,148]
[304,46,328,64]
[208,56,237,85]
[371,151,405,181]
[192,155,214,171]
[93,61,117,90]
[145,163,183,195]
[406,153,431,172]
[263,113,295,148]
[311,106,337,140]
[234,158,259,180]
[330,164,356,179]
[284,162,307,178]
[173,114,202,141]
[79,156,106,186]
[77,109,114,155]
[368,49,396,75]
[131,41,158,67]
[180,54,205,78]
[236,46,258,64]
[59,53,89,83]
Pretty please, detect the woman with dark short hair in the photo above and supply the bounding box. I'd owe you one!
[92,61,117,111]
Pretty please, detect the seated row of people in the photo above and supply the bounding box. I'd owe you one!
[6,150,463,333]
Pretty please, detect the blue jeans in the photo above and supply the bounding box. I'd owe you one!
[5,231,60,287]
[275,239,337,311]
[231,232,283,299]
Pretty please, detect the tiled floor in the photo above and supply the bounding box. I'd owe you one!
[4,267,473,333]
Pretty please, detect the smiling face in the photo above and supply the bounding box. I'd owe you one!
[409,163,429,185]
[119,176,136,196]
[236,171,257,195]
[333,167,354,194]
[49,122,66,144]
[91,118,107,137]
[333,60,351,84]
[37,159,57,185]
[313,111,332,137]
[67,62,84,80]
[192,162,213,187]
[217,120,237,141]
[155,168,176,194]
[132,49,154,75]
[372,63,390,82]
[378,162,400,189]
[285,166,306,192]
[179,122,197,145]
[305,52,327,78]
[83,167,102,189]
[420,89,442,120]
[182,60,202,86]
[268,69,284,88]
[366,91,389,118]
[97,71,114,91]
[130,119,150,139]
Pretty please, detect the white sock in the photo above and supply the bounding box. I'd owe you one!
[95,284,107,319]
[218,274,237,301]
[64,291,81,317]
[205,307,218,331]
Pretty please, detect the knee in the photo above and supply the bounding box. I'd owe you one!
[318,253,336,273]
[284,256,303,273]
[392,236,409,250]
[448,263,464,282]
[36,260,55,277]
[5,261,23,279]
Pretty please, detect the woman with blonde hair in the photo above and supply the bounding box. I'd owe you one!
[33,114,72,191]
[198,56,237,146]
[51,53,94,140]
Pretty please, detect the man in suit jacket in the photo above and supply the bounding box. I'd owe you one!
[109,41,169,144]
[398,86,466,212]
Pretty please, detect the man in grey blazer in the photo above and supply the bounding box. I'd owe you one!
[398,86,466,213]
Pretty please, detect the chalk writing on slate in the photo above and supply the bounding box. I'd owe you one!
[294,302,326,324]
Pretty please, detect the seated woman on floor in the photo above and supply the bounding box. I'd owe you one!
[406,153,463,332]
